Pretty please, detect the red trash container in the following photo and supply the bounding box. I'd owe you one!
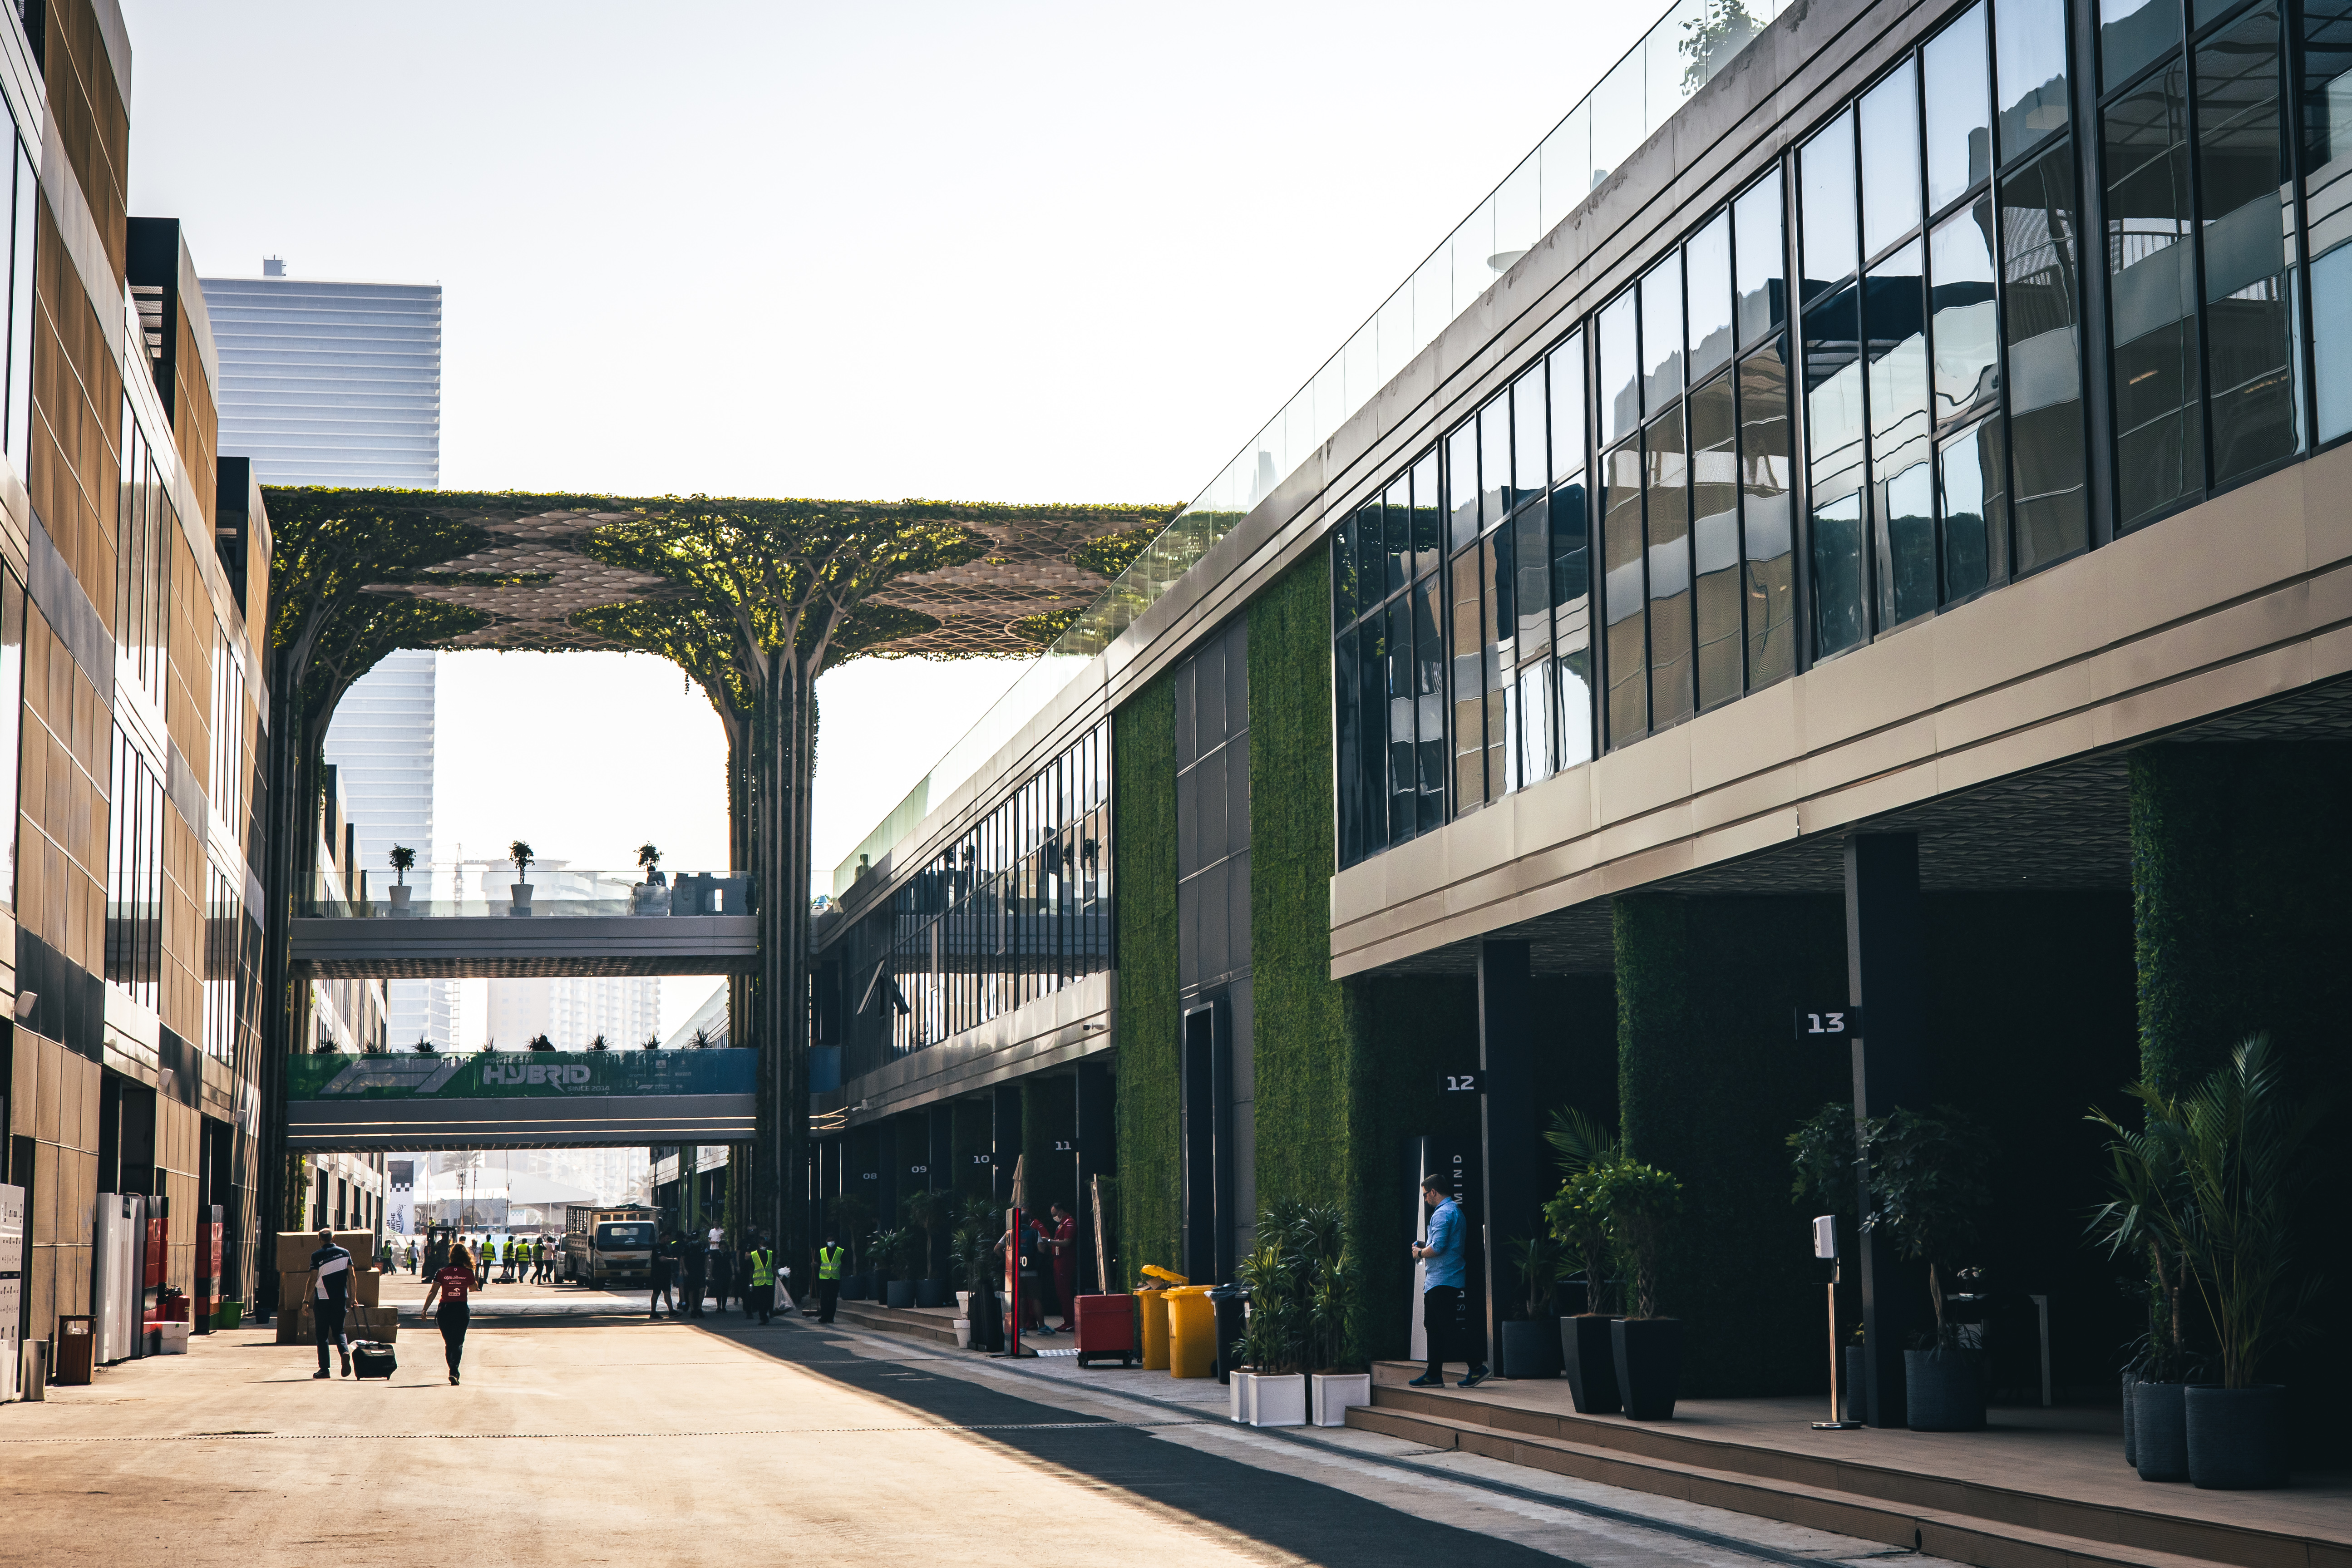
[1072,1294,1139,1368]
[52,1316,94,1385]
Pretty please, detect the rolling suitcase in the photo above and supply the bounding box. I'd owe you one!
[351,1341,397,1380]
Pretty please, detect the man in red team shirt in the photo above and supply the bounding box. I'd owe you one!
[419,1241,481,1386]
[1042,1202,1079,1333]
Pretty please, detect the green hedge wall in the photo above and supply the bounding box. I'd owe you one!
[1113,671,1181,1284]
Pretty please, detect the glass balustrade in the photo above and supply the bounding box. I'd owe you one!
[306,866,751,919]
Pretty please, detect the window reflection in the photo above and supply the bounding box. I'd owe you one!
[2305,0,2352,443]
[2101,0,2180,90]
[1687,212,1735,382]
[1938,420,2007,599]
[1481,393,1512,525]
[1549,337,1587,482]
[1931,199,2002,426]
[1451,533,1487,810]
[1999,141,2089,571]
[1514,363,1549,499]
[1690,373,1742,706]
[2105,59,2204,528]
[1996,0,2073,162]
[1642,253,1686,410]
[1867,240,1933,626]
[1861,61,1923,258]
[1735,176,1787,345]
[1801,110,1859,301]
[1739,343,1798,685]
[1448,423,1481,550]
[1600,291,1641,445]
[1644,410,1693,725]
[1924,5,1993,212]
[2196,3,2301,487]
[1603,441,1648,742]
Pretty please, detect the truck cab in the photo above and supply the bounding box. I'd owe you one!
[562,1207,656,1287]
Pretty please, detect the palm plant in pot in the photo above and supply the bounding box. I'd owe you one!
[387,844,416,913]
[2104,1035,2322,1489]
[1594,1159,1683,1420]
[2086,1093,2202,1480]
[1233,1234,1306,1427]
[1502,1232,1564,1378]
[870,1226,917,1308]
[1543,1107,1623,1409]
[1283,1202,1366,1425]
[1859,1106,1993,1432]
[902,1188,949,1308]
[508,839,535,914]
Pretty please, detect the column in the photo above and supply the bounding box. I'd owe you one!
[1475,940,1533,1364]
[1845,833,1927,1429]
[1073,1057,1115,1292]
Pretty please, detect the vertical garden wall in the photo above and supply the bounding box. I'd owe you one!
[1112,672,1181,1282]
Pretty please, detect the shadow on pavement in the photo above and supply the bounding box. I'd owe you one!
[701,1317,1569,1568]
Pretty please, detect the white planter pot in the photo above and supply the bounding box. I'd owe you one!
[1311,1371,1372,1427]
[955,1291,972,1315]
[388,884,413,914]
[953,1319,972,1349]
[631,884,671,915]
[1230,1370,1257,1423]
[510,883,533,915]
[1250,1372,1307,1428]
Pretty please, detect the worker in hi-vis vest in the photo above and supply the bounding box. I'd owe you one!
[816,1236,845,1324]
[746,1243,777,1325]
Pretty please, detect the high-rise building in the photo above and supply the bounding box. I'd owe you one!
[201,271,454,1046]
[486,976,661,1052]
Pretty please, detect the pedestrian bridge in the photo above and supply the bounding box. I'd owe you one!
[290,867,757,978]
[286,1050,757,1150]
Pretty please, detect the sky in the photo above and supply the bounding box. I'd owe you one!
[117,1,1661,1034]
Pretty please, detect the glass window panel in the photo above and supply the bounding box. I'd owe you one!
[1925,4,1995,211]
[1481,394,1512,526]
[1447,422,1481,551]
[1484,532,1512,789]
[1996,0,2072,163]
[1516,506,1552,653]
[1381,481,1410,598]
[1335,626,1361,866]
[1515,662,1555,789]
[1549,332,1587,482]
[1689,373,1742,707]
[1451,546,1487,809]
[2000,140,2090,570]
[2104,62,2204,528]
[1931,197,2004,425]
[1514,364,1548,500]
[1410,452,1444,579]
[1867,239,1933,625]
[1801,111,1859,302]
[1414,579,1447,832]
[1642,252,1686,409]
[1644,410,1693,726]
[1385,604,1417,843]
[2307,0,2352,442]
[1739,341,1798,685]
[1811,491,1869,656]
[2101,0,2180,91]
[1333,512,1359,626]
[1938,419,2009,600]
[2319,244,2352,443]
[1804,281,1868,502]
[1602,292,1642,446]
[1860,61,1924,258]
[1735,174,1787,346]
[1551,480,1592,641]
[2197,3,2301,486]
[1687,211,1735,382]
[1555,644,1596,769]
[1601,441,1648,744]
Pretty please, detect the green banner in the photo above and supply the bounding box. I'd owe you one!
[288,1050,754,1101]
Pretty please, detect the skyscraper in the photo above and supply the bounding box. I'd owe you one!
[486,976,661,1052]
[202,268,454,1046]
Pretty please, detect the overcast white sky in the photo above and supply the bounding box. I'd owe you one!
[118,1,1657,1034]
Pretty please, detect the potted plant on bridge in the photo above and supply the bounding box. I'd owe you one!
[1545,1108,1623,1413]
[388,844,415,913]
[508,840,535,914]
[1597,1159,1683,1420]
[632,843,670,915]
[1860,1106,1992,1432]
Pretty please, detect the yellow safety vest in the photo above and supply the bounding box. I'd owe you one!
[749,1249,774,1287]
[818,1245,845,1280]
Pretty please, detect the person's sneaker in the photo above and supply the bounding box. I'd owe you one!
[312,1369,330,1379]
[1459,1365,1491,1388]
[450,1370,460,1386]
[340,1352,352,1378]
[1405,1373,1443,1387]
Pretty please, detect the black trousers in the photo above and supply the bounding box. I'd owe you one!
[650,1268,677,1315]
[1422,1286,1461,1381]
[817,1277,839,1322]
[748,1283,774,1321]
[437,1302,469,1374]
[682,1270,705,1316]
[313,1298,349,1372]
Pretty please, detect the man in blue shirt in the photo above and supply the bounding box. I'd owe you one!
[1410,1174,1488,1387]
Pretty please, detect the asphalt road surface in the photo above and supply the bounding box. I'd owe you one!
[0,1306,1966,1568]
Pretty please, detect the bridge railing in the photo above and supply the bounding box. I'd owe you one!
[306,866,753,919]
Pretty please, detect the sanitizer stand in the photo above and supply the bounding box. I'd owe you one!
[1810,1215,1860,1430]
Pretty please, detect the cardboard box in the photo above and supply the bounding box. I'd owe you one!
[275,1294,400,1346]
[275,1231,374,1275]
[353,1269,380,1308]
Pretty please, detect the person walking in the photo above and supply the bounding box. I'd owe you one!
[680,1231,708,1319]
[419,1240,480,1386]
[711,1233,739,1315]
[648,1231,680,1319]
[405,1241,419,1274]
[814,1235,844,1324]
[745,1239,776,1324]
[302,1226,357,1380]
[1410,1174,1487,1387]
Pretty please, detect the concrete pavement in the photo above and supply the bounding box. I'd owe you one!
[0,1306,1967,1567]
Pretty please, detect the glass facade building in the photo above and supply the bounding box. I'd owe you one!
[1335,0,2352,868]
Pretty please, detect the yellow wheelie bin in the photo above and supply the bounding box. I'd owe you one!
[1166,1284,1217,1379]
[1138,1288,1171,1370]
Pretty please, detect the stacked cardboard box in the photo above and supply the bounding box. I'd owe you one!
[272,1233,386,1346]
[275,1291,402,1346]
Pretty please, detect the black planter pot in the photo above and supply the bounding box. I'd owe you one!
[1611,1317,1683,1420]
[885,1278,917,1309]
[1904,1348,1986,1431]
[840,1274,869,1302]
[2186,1384,2288,1489]
[915,1278,946,1309]
[1500,1318,1561,1378]
[1844,1346,1867,1423]
[2133,1381,2188,1482]
[2122,1373,2137,1468]
[1561,1316,1621,1414]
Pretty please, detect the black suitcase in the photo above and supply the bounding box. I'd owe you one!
[351,1341,397,1380]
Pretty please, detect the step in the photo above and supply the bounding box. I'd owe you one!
[824,1300,963,1347]
[1346,1401,2234,1568]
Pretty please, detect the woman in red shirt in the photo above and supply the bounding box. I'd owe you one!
[419,1242,480,1385]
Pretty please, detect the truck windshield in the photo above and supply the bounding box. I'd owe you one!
[597,1224,654,1249]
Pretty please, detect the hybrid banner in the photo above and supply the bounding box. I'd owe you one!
[288,1050,756,1101]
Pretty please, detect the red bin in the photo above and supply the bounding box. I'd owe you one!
[1072,1294,1138,1368]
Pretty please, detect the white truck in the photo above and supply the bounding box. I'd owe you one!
[562,1206,657,1288]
